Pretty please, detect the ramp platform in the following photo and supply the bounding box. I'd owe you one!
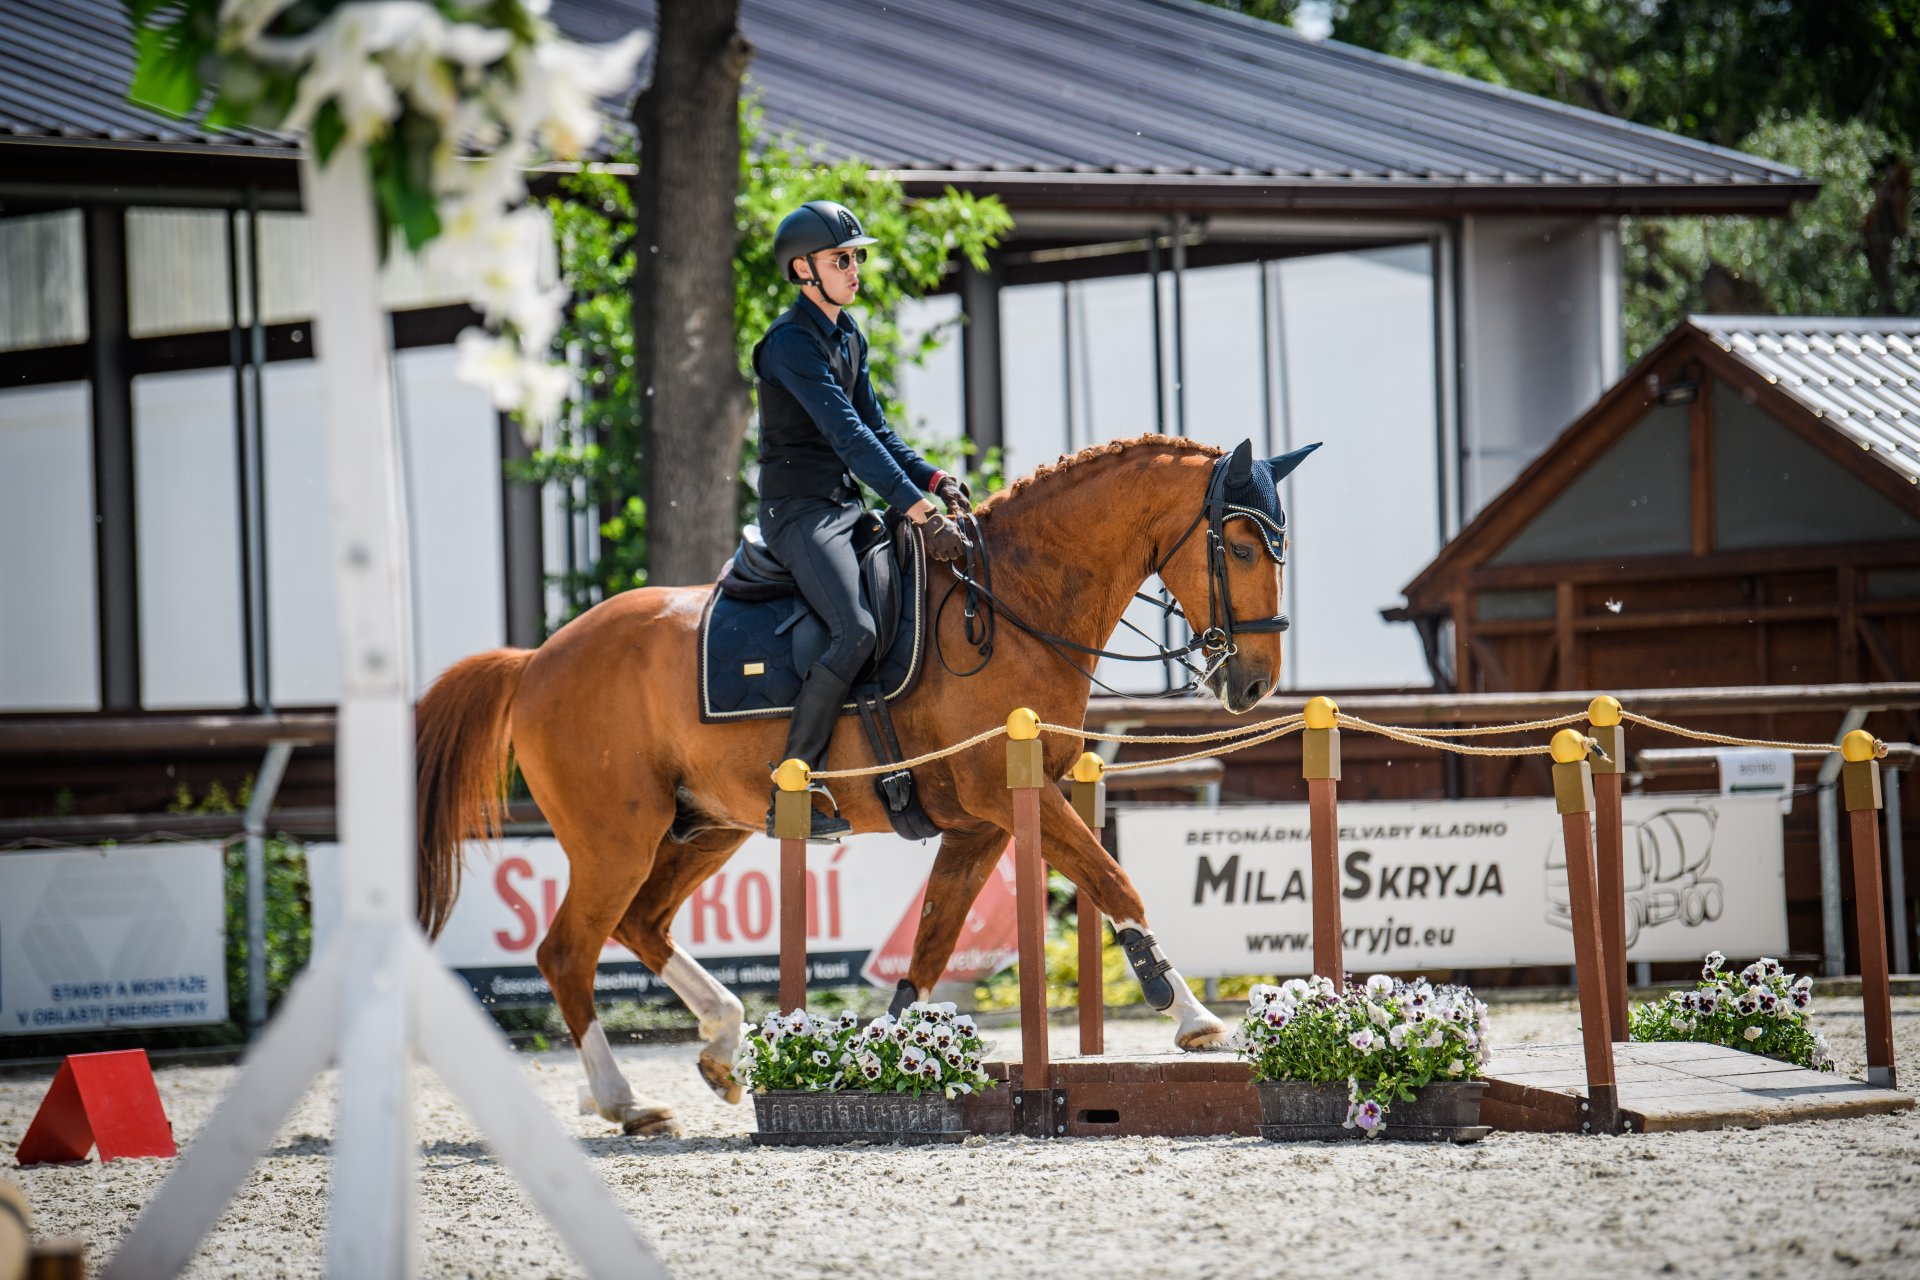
[1481,1041,1914,1133]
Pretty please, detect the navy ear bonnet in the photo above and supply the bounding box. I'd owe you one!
[1214,439,1321,564]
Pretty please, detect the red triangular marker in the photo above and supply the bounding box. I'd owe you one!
[861,849,1020,987]
[16,1050,176,1166]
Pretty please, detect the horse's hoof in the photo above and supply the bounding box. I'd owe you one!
[698,1053,744,1104]
[1176,1018,1232,1051]
[619,1104,684,1138]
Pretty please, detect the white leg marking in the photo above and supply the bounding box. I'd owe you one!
[578,1019,635,1122]
[663,945,747,1103]
[662,945,744,1062]
[1112,918,1230,1050]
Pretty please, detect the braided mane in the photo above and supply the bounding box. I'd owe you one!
[975,434,1221,518]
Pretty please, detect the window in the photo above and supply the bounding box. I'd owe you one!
[0,382,99,709]
[0,211,87,353]
[1492,404,1692,564]
[1713,379,1918,549]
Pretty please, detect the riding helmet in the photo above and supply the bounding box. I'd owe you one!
[773,201,878,283]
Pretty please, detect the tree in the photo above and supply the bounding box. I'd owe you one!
[630,0,756,588]
[1307,0,1919,357]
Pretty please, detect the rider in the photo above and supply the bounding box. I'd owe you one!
[753,200,971,839]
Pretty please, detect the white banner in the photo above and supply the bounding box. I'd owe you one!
[310,832,1021,1006]
[0,843,228,1034]
[1118,795,1786,977]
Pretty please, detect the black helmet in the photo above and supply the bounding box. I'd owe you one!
[773,201,878,283]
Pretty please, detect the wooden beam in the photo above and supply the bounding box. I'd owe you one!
[1467,541,1920,590]
[1690,371,1714,556]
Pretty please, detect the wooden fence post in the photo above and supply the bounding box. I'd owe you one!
[1841,730,1896,1088]
[1552,729,1619,1134]
[1007,709,1052,1136]
[1070,752,1107,1057]
[772,759,813,1014]
[1302,697,1344,985]
[1588,695,1629,1042]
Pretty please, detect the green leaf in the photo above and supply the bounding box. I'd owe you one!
[128,23,210,117]
[312,100,347,166]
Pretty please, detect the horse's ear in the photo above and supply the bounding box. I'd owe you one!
[1266,441,1322,483]
[1226,439,1254,485]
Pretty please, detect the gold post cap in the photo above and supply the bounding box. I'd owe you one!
[1007,707,1041,741]
[1550,729,1590,765]
[1841,730,1880,763]
[773,759,811,792]
[1072,752,1106,783]
[1588,695,1622,728]
[1303,696,1339,730]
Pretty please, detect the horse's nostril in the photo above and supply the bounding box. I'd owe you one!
[1244,680,1267,703]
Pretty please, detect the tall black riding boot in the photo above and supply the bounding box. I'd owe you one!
[767,663,854,841]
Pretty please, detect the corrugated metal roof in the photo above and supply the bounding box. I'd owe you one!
[5,0,1812,212]
[1692,316,1920,485]
[0,0,289,152]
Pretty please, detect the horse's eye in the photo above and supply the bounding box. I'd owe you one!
[1231,542,1255,563]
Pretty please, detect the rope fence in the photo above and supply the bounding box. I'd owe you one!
[794,698,1886,784]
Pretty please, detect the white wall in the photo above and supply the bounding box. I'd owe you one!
[0,382,99,710]
[989,248,1440,693]
[1459,215,1623,513]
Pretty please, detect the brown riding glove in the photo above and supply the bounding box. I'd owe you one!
[933,474,973,516]
[919,512,971,562]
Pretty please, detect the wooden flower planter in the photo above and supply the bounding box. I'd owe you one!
[1255,1080,1490,1143]
[750,1090,970,1146]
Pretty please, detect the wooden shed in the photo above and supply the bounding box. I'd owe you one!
[1387,316,1920,713]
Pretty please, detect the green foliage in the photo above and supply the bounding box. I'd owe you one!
[1623,114,1920,356]
[526,106,1012,617]
[735,1003,993,1098]
[1629,951,1833,1071]
[1255,1,1920,362]
[1237,975,1489,1136]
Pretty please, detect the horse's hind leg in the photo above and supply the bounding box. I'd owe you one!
[536,804,683,1137]
[895,822,1013,1012]
[610,830,750,1105]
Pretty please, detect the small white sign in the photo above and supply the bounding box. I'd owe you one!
[1716,748,1796,814]
[1118,795,1786,978]
[0,843,229,1034]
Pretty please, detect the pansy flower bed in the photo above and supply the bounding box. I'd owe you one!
[1629,951,1834,1072]
[1237,975,1492,1141]
[735,1003,993,1145]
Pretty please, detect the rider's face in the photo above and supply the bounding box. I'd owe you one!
[796,249,862,300]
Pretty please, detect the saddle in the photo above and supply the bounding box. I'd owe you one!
[698,510,939,840]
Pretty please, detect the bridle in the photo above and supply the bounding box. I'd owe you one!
[935,454,1291,698]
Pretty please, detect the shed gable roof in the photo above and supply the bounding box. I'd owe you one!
[1396,317,1920,614]
[5,0,1815,214]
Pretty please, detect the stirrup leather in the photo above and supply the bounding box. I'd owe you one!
[1114,927,1176,1011]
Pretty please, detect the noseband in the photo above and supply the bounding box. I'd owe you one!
[936,454,1290,698]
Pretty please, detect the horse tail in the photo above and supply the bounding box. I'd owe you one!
[415,648,534,939]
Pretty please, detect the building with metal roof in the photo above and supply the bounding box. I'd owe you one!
[1388,315,1920,701]
[1,0,1827,737]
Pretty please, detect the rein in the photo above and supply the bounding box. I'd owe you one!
[932,455,1291,699]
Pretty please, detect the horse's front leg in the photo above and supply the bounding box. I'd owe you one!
[1031,784,1231,1051]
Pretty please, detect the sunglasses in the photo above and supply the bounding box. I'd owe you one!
[814,247,868,272]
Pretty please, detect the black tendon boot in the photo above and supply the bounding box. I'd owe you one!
[766,663,854,842]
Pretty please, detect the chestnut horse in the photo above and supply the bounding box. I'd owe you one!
[415,434,1296,1136]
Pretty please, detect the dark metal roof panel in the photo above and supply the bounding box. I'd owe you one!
[0,0,289,149]
[7,0,1810,208]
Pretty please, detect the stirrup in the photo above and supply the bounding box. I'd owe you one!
[765,783,851,843]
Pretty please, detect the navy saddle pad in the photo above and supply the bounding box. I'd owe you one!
[697,511,927,724]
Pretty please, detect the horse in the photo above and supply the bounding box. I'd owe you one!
[414,433,1310,1136]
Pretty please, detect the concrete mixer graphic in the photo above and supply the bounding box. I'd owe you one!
[1545,806,1724,949]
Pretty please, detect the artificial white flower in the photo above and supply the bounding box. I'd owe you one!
[1365,974,1394,999]
[1422,1029,1444,1050]
[514,30,645,159]
[1743,1025,1763,1042]
[1348,1028,1376,1053]
[219,0,301,47]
